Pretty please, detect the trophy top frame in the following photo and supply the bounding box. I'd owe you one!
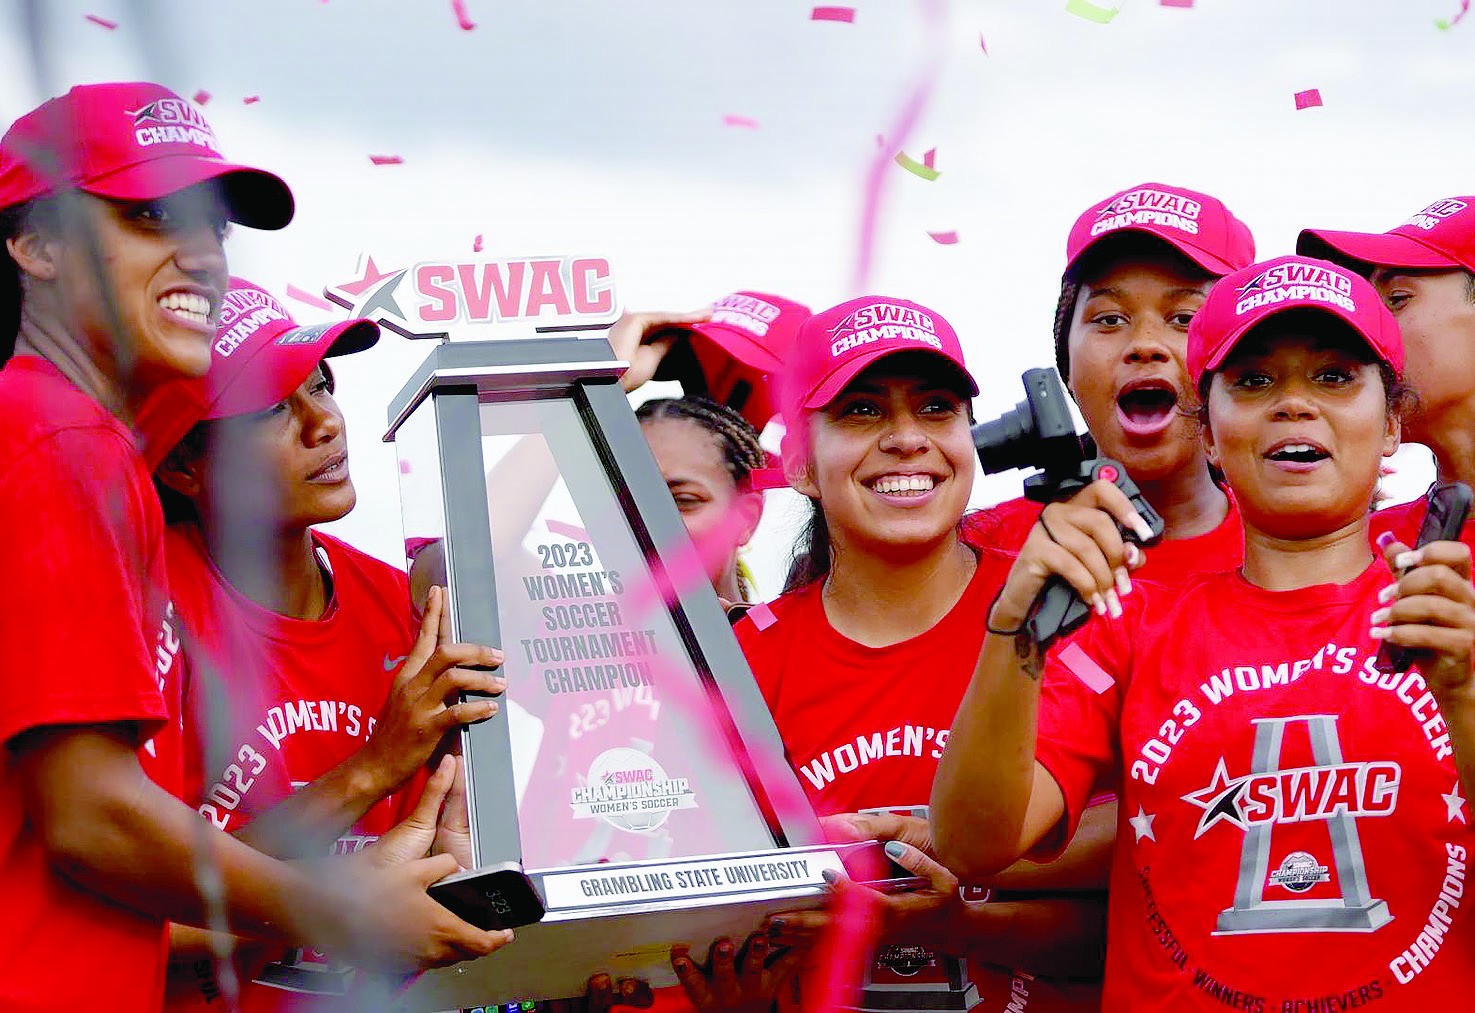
[383,336,627,442]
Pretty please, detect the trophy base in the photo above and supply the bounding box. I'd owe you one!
[1214,898,1391,935]
[401,845,848,1010]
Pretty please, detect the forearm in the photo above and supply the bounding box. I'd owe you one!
[955,895,1107,981]
[931,633,1043,879]
[989,798,1116,893]
[236,755,387,858]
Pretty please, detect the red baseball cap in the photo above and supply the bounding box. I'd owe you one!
[781,295,977,423]
[1065,182,1256,278]
[0,81,292,228]
[653,291,811,429]
[1187,255,1402,384]
[137,278,377,464]
[1297,197,1475,274]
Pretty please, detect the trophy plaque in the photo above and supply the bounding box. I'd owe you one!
[385,338,845,1009]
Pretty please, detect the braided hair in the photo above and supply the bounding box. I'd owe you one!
[637,396,766,599]
[636,396,766,492]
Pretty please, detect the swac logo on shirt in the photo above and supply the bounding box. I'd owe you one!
[1402,199,1468,232]
[1184,714,1395,934]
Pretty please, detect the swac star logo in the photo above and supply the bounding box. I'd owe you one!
[1182,757,1250,838]
[1236,271,1270,298]
[325,255,443,340]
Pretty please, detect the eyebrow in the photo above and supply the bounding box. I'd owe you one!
[1084,285,1206,301]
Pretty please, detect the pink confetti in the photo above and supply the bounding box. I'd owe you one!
[242,95,260,105]
[84,14,117,29]
[853,0,947,289]
[1436,0,1470,28]
[928,230,959,245]
[285,284,336,312]
[369,154,404,165]
[979,33,988,54]
[399,460,412,475]
[1294,88,1322,110]
[473,234,484,253]
[1059,643,1115,695]
[922,148,936,170]
[192,89,211,106]
[745,602,777,632]
[451,0,477,30]
[545,519,590,541]
[811,5,856,21]
[1159,0,1194,6]
[722,114,759,129]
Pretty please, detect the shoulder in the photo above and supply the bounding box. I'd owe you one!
[315,531,410,591]
[314,531,414,631]
[963,497,1039,553]
[1369,497,1423,544]
[733,584,820,665]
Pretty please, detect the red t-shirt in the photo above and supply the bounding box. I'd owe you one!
[1035,563,1475,1010]
[967,493,1245,581]
[0,357,183,1011]
[736,536,1097,1011]
[164,525,421,1010]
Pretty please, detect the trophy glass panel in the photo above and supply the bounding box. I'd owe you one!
[479,397,776,870]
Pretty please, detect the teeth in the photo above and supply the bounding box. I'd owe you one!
[872,475,935,495]
[159,291,212,327]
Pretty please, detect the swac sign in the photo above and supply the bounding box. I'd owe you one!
[325,253,619,340]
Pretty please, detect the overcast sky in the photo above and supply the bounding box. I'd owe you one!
[4,0,1472,593]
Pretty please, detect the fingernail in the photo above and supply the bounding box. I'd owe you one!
[1125,543,1143,567]
[1370,607,1391,624]
[1378,583,1398,603]
[1375,531,1397,552]
[1091,592,1107,616]
[883,840,906,859]
[1395,550,1421,570]
[1106,589,1123,618]
[821,869,839,885]
[1132,516,1154,541]
[1115,567,1132,596]
[1369,627,1390,640]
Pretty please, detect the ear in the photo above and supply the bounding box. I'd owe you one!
[6,230,60,284]
[732,491,763,547]
[1382,408,1401,458]
[156,441,206,499]
[1200,417,1220,469]
[780,428,820,499]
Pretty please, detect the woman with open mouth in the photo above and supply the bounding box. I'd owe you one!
[933,255,1475,1008]
[971,182,1257,583]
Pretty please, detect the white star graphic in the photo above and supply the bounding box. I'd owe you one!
[1443,782,1467,825]
[1129,804,1157,843]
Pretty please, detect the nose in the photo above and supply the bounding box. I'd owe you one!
[299,393,344,447]
[1121,317,1172,365]
[1270,377,1319,421]
[174,221,227,290]
[879,411,928,455]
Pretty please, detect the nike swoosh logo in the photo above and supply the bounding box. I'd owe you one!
[383,654,408,672]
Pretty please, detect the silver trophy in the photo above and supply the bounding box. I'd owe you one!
[386,337,850,1009]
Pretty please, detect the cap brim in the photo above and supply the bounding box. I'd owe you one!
[1201,305,1395,378]
[803,346,978,411]
[84,158,294,230]
[1296,228,1460,272]
[205,318,378,419]
[687,322,785,373]
[1071,226,1238,279]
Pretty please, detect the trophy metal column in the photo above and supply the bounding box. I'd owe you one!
[386,337,843,1008]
